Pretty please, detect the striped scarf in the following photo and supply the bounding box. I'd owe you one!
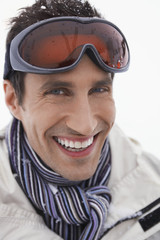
[6,118,112,240]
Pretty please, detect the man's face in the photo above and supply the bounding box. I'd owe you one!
[14,55,116,181]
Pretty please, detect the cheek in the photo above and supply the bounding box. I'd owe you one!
[108,100,116,121]
[97,98,116,124]
[23,102,66,130]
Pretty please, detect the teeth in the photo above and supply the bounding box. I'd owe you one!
[70,141,74,148]
[65,140,69,147]
[75,142,82,149]
[55,137,94,150]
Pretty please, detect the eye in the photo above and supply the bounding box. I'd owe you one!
[94,88,106,93]
[51,89,64,95]
[89,87,109,94]
[45,88,65,96]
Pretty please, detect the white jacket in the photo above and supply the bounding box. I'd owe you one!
[0,124,160,240]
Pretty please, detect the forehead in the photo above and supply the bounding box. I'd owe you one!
[24,55,113,89]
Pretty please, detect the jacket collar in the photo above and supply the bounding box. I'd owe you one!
[106,124,160,228]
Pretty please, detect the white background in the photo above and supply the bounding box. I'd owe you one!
[0,0,159,158]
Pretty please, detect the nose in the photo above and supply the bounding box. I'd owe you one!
[65,96,98,136]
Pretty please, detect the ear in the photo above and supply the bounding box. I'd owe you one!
[3,80,22,120]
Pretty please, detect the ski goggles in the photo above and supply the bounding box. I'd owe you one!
[4,16,130,79]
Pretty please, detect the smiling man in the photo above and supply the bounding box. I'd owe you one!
[6,56,115,181]
[0,0,160,240]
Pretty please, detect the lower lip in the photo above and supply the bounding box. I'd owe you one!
[53,135,98,158]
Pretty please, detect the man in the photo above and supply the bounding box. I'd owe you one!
[0,0,160,239]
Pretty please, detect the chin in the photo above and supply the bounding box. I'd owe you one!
[62,167,96,182]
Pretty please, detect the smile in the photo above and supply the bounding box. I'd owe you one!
[54,136,94,152]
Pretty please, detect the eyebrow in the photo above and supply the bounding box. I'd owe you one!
[92,77,113,88]
[39,76,113,92]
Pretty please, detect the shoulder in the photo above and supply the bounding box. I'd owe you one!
[0,126,62,239]
[108,124,160,187]
[103,124,160,240]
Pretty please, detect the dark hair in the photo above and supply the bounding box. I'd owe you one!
[7,0,101,44]
[6,0,102,104]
